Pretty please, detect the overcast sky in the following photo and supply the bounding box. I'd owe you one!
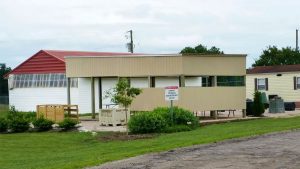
[0,0,299,68]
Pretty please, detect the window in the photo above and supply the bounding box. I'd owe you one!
[70,78,78,88]
[202,76,208,87]
[257,78,266,90]
[297,77,300,89]
[58,74,65,87]
[217,76,245,86]
[202,76,215,87]
[11,73,78,88]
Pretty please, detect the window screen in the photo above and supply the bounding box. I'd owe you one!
[11,73,78,88]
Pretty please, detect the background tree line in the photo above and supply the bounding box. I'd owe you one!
[252,46,300,67]
[180,44,300,67]
[0,65,11,96]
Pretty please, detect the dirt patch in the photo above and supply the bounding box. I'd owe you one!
[98,132,157,142]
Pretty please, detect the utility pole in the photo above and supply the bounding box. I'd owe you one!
[296,29,299,52]
[126,30,134,53]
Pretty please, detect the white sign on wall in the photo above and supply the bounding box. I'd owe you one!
[165,86,179,101]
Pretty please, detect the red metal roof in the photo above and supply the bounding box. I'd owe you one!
[43,50,140,61]
[247,64,300,74]
[5,50,141,77]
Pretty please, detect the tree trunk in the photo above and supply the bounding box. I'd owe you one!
[125,107,129,135]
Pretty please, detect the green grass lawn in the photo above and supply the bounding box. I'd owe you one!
[1,117,300,169]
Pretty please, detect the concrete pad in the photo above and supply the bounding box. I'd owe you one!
[264,109,300,118]
[78,120,127,132]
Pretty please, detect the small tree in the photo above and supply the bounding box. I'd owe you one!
[252,91,265,117]
[105,78,142,123]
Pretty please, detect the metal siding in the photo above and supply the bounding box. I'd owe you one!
[130,78,148,88]
[155,77,180,88]
[101,78,118,108]
[131,87,246,111]
[185,77,202,87]
[77,78,94,113]
[246,73,300,101]
[182,55,246,76]
[9,87,79,112]
[10,51,65,75]
[66,55,246,77]
[66,56,183,77]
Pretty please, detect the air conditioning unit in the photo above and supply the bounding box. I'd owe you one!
[99,108,130,126]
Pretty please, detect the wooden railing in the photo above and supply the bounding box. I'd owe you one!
[36,104,79,122]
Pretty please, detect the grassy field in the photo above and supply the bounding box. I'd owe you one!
[1,117,300,169]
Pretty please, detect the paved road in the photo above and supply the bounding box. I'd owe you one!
[89,130,300,169]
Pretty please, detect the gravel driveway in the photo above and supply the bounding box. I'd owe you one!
[88,130,300,169]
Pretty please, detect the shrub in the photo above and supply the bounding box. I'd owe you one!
[151,107,170,123]
[173,108,199,128]
[7,106,30,133]
[58,118,78,130]
[7,106,36,121]
[0,118,8,132]
[6,106,22,120]
[128,112,167,134]
[23,111,36,121]
[153,107,199,128]
[8,117,30,133]
[32,117,54,131]
[252,91,265,117]
[129,107,199,134]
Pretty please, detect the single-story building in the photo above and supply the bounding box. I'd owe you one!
[65,52,247,115]
[246,64,300,108]
[7,50,247,115]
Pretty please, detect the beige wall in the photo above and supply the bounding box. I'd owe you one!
[246,72,300,101]
[182,55,246,75]
[66,56,182,77]
[131,87,246,111]
[66,54,246,77]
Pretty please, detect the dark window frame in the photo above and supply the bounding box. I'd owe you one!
[217,76,245,87]
[257,78,266,90]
